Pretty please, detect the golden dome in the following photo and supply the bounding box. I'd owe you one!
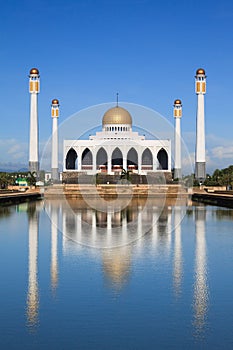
[174,99,182,105]
[196,68,205,75]
[52,99,59,105]
[102,106,132,125]
[30,68,39,75]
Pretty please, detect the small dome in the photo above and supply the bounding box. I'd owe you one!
[30,68,39,75]
[102,106,132,125]
[196,68,205,75]
[174,99,182,105]
[52,99,59,105]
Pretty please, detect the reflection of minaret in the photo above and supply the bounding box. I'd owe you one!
[193,206,208,335]
[173,99,182,179]
[51,204,59,291]
[195,68,206,181]
[51,99,60,181]
[173,207,182,296]
[26,203,39,328]
[29,68,40,174]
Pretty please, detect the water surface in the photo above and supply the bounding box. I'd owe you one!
[0,199,233,349]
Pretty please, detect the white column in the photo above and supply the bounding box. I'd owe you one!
[174,100,182,179]
[123,153,127,171]
[138,151,142,174]
[29,68,40,174]
[51,99,59,180]
[195,69,206,181]
[196,94,205,163]
[92,149,96,173]
[107,152,112,174]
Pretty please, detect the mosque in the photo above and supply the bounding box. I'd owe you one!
[28,67,207,182]
[64,104,171,176]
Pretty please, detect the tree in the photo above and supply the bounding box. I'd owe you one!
[120,169,132,184]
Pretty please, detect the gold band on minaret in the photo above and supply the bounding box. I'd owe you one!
[195,68,206,94]
[173,99,182,118]
[51,99,59,118]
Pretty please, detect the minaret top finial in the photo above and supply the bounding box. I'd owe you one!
[116,92,119,107]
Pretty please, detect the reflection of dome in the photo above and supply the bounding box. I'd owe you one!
[174,99,182,105]
[52,99,59,105]
[30,68,39,75]
[103,249,131,288]
[196,68,205,75]
[102,106,132,125]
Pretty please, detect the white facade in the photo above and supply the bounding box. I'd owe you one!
[63,106,171,175]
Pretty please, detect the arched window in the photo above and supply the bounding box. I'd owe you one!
[112,147,123,168]
[82,148,93,169]
[157,148,168,170]
[65,148,77,170]
[142,148,153,169]
[96,147,107,170]
[127,148,138,169]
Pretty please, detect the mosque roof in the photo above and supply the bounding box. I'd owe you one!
[102,106,132,125]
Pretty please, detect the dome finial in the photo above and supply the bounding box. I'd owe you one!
[116,92,119,107]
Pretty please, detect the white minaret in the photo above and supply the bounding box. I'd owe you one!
[51,99,59,181]
[173,99,182,179]
[29,68,40,174]
[195,68,206,181]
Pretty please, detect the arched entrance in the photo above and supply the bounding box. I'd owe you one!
[65,148,77,170]
[112,147,123,172]
[127,148,138,171]
[96,147,107,172]
[142,148,153,170]
[82,148,93,170]
[157,148,168,170]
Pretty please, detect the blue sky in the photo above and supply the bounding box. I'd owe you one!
[1,0,233,173]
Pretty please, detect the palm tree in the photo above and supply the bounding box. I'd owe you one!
[26,171,37,186]
[120,169,132,184]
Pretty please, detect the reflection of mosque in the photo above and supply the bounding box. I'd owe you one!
[25,200,209,333]
[62,198,174,250]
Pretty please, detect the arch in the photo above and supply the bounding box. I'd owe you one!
[66,148,77,170]
[157,148,168,170]
[96,147,107,170]
[127,147,138,169]
[112,147,123,169]
[82,148,93,170]
[142,148,153,171]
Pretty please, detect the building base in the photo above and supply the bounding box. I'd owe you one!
[62,171,173,184]
[29,161,39,175]
[174,168,182,179]
[195,162,206,182]
[52,168,59,181]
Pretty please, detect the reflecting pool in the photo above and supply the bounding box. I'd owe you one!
[0,199,233,349]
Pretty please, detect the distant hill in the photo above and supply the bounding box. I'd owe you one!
[0,163,28,173]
